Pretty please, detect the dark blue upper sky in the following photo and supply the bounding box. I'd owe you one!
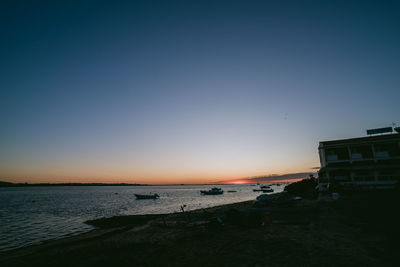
[1,0,399,183]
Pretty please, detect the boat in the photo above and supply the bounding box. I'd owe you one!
[200,187,224,195]
[134,193,159,200]
[262,188,274,193]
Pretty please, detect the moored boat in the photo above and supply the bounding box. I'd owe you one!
[262,188,274,193]
[200,187,224,195]
[135,193,159,200]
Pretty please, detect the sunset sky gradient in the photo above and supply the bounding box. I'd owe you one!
[1,0,399,184]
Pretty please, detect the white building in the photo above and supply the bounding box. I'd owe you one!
[317,128,400,191]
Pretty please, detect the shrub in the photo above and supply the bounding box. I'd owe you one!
[284,176,317,199]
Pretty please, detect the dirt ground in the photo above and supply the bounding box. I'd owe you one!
[1,191,399,267]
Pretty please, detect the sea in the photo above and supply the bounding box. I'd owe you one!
[0,184,285,252]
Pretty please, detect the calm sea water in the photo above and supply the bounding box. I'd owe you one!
[0,184,284,251]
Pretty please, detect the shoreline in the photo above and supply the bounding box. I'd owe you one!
[0,198,257,253]
[84,199,257,229]
[0,184,284,253]
[1,191,399,266]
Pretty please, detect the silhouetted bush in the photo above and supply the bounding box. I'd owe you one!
[284,176,317,199]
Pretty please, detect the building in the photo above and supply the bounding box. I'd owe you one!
[317,128,400,191]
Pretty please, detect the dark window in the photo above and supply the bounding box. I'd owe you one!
[350,145,373,159]
[374,142,400,157]
[326,147,349,161]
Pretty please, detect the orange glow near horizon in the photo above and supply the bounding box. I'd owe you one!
[0,164,314,185]
[221,180,249,185]
[1,175,307,185]
[217,178,304,185]
[231,180,247,184]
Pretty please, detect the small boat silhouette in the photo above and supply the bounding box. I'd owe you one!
[135,193,159,200]
[200,187,224,195]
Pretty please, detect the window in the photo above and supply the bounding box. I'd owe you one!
[350,145,373,159]
[326,147,349,161]
[374,142,400,157]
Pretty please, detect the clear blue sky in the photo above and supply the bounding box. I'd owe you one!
[1,0,399,184]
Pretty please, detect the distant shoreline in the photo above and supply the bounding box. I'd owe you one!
[0,182,271,187]
[0,182,149,187]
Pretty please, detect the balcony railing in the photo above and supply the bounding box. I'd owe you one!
[327,155,338,161]
[375,151,389,158]
[351,153,363,160]
[333,176,350,181]
[326,151,396,163]
[378,175,400,181]
[354,176,375,182]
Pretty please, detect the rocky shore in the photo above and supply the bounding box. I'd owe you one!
[1,190,399,267]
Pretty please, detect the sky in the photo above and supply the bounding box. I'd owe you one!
[1,0,399,184]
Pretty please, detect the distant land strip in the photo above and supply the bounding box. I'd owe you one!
[0,181,148,187]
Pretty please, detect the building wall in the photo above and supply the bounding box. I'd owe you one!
[318,134,400,190]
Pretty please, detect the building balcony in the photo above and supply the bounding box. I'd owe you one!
[351,153,363,160]
[378,175,400,181]
[354,176,375,182]
[327,155,338,161]
[375,151,389,158]
[333,175,350,181]
[326,152,398,165]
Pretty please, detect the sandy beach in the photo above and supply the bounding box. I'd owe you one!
[1,190,399,267]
